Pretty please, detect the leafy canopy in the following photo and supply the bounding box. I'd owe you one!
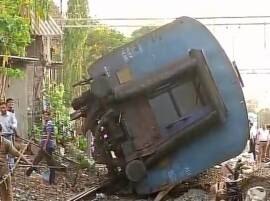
[0,0,50,77]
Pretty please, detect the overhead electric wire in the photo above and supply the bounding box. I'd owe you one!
[62,22,270,28]
[239,68,270,75]
[55,15,270,28]
[55,15,270,21]
[240,68,270,71]
[204,22,270,26]
[240,72,270,74]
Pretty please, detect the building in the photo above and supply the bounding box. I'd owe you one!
[5,14,63,137]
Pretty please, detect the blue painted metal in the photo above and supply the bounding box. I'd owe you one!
[88,17,249,194]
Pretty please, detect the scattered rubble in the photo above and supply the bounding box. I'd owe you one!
[10,148,270,201]
[173,189,210,201]
[245,186,266,201]
[13,167,98,201]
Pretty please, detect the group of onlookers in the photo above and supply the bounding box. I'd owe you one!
[249,122,270,164]
[0,98,56,200]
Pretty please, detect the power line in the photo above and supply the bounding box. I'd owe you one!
[197,15,270,20]
[62,22,270,28]
[55,15,270,28]
[60,24,148,29]
[204,22,270,26]
[55,15,270,21]
[240,68,270,70]
[56,17,173,21]
[241,72,270,74]
[239,69,270,75]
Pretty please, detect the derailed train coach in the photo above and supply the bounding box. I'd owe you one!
[71,17,249,194]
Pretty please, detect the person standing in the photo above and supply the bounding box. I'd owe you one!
[6,98,23,153]
[257,126,269,163]
[26,110,56,184]
[0,124,32,201]
[265,126,270,161]
[249,122,257,161]
[6,98,17,137]
[0,102,17,172]
[0,102,17,140]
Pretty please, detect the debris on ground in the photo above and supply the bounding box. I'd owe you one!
[173,189,210,201]
[13,167,98,201]
[245,186,266,201]
[10,146,270,201]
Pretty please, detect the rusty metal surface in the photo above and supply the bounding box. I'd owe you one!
[120,96,160,155]
[190,50,227,123]
[112,56,197,101]
[116,66,133,84]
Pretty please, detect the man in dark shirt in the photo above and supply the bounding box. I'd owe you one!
[26,110,56,184]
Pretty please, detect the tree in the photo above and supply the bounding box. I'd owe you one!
[45,83,71,143]
[86,26,128,63]
[63,0,89,103]
[63,1,128,104]
[131,26,157,39]
[48,1,62,18]
[0,0,50,97]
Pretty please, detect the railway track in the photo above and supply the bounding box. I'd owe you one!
[67,177,124,201]
[67,186,102,201]
[66,167,223,201]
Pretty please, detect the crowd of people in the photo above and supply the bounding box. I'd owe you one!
[0,98,56,201]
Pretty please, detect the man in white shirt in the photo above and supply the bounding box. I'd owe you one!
[0,101,17,172]
[0,102,17,138]
[257,126,270,163]
[6,98,17,137]
[6,98,23,152]
[249,122,257,161]
[265,126,270,161]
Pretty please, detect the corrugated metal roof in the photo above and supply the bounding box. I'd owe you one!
[31,12,63,36]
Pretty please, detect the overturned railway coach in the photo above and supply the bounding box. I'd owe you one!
[71,17,249,194]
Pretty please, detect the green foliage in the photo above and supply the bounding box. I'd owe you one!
[45,83,72,142]
[61,1,128,154]
[33,0,51,19]
[0,15,31,56]
[79,157,91,169]
[86,26,128,62]
[0,0,51,56]
[32,123,42,140]
[68,143,95,171]
[66,0,88,18]
[62,0,129,103]
[75,150,95,170]
[63,25,128,102]
[0,67,24,78]
[131,26,157,39]
[63,0,89,103]
[76,135,87,151]
[0,0,50,79]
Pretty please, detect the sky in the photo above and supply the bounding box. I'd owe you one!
[56,0,270,18]
[54,0,270,107]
